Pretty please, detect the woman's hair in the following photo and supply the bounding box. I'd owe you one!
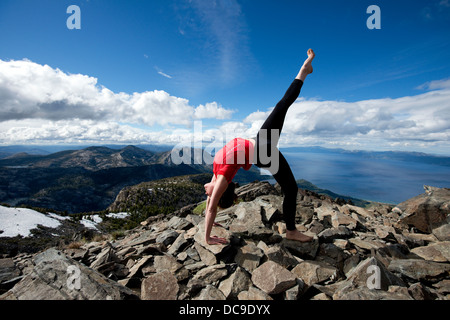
[218,182,237,209]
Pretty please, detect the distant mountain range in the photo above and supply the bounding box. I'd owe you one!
[0,145,175,170]
[280,146,450,167]
[0,145,259,214]
[0,144,174,158]
[3,144,447,214]
[2,144,449,166]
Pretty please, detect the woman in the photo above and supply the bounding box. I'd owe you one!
[204,49,315,245]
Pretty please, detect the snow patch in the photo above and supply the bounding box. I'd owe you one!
[47,212,71,221]
[106,212,129,219]
[80,212,130,230]
[0,206,62,238]
[80,218,99,230]
[0,206,132,235]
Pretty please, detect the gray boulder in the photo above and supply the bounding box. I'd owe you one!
[234,243,264,272]
[141,269,179,300]
[388,259,450,282]
[333,256,405,300]
[397,185,450,235]
[251,261,297,295]
[235,181,279,202]
[218,267,251,299]
[0,248,138,300]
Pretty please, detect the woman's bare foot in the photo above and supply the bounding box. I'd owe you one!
[297,48,315,81]
[286,229,314,242]
[206,235,229,245]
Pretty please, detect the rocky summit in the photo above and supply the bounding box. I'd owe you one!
[0,182,449,300]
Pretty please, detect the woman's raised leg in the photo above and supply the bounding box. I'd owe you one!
[257,49,315,147]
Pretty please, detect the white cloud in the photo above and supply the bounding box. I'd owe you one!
[416,77,450,90]
[1,59,450,154]
[155,66,173,79]
[242,86,450,152]
[0,119,191,145]
[0,59,232,127]
[194,102,234,120]
[157,71,172,79]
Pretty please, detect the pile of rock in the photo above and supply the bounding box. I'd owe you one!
[1,182,449,300]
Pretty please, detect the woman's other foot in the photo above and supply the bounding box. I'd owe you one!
[297,48,315,81]
[286,229,314,242]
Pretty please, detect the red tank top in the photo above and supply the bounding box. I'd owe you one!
[213,138,254,183]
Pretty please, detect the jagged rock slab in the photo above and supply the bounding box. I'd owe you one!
[0,258,21,294]
[141,269,179,300]
[349,237,386,251]
[254,195,283,222]
[194,284,226,300]
[281,236,319,260]
[397,186,450,234]
[234,243,264,272]
[0,248,138,300]
[432,220,450,241]
[238,286,273,300]
[341,204,377,219]
[193,220,231,255]
[433,279,450,295]
[263,244,299,269]
[0,258,20,284]
[166,216,193,230]
[236,181,279,202]
[411,241,450,262]
[119,230,158,248]
[251,261,297,295]
[218,267,251,299]
[335,286,413,300]
[388,259,450,282]
[229,201,266,235]
[333,256,405,300]
[156,230,179,247]
[291,260,338,286]
[408,282,439,300]
[318,226,353,243]
[194,242,217,266]
[191,264,228,285]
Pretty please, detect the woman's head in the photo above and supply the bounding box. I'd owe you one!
[218,182,237,209]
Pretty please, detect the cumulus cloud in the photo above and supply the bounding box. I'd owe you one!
[0,59,233,127]
[0,119,192,145]
[416,77,450,90]
[241,86,450,152]
[1,59,449,153]
[194,102,234,120]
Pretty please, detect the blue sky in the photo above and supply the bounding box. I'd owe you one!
[0,0,450,154]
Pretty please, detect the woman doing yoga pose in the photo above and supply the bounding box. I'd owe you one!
[203,49,316,245]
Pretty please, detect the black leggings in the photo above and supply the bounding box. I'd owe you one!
[255,79,303,231]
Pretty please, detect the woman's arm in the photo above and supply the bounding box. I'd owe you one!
[204,175,216,214]
[204,174,229,245]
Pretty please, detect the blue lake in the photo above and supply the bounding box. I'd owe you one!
[279,151,450,204]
